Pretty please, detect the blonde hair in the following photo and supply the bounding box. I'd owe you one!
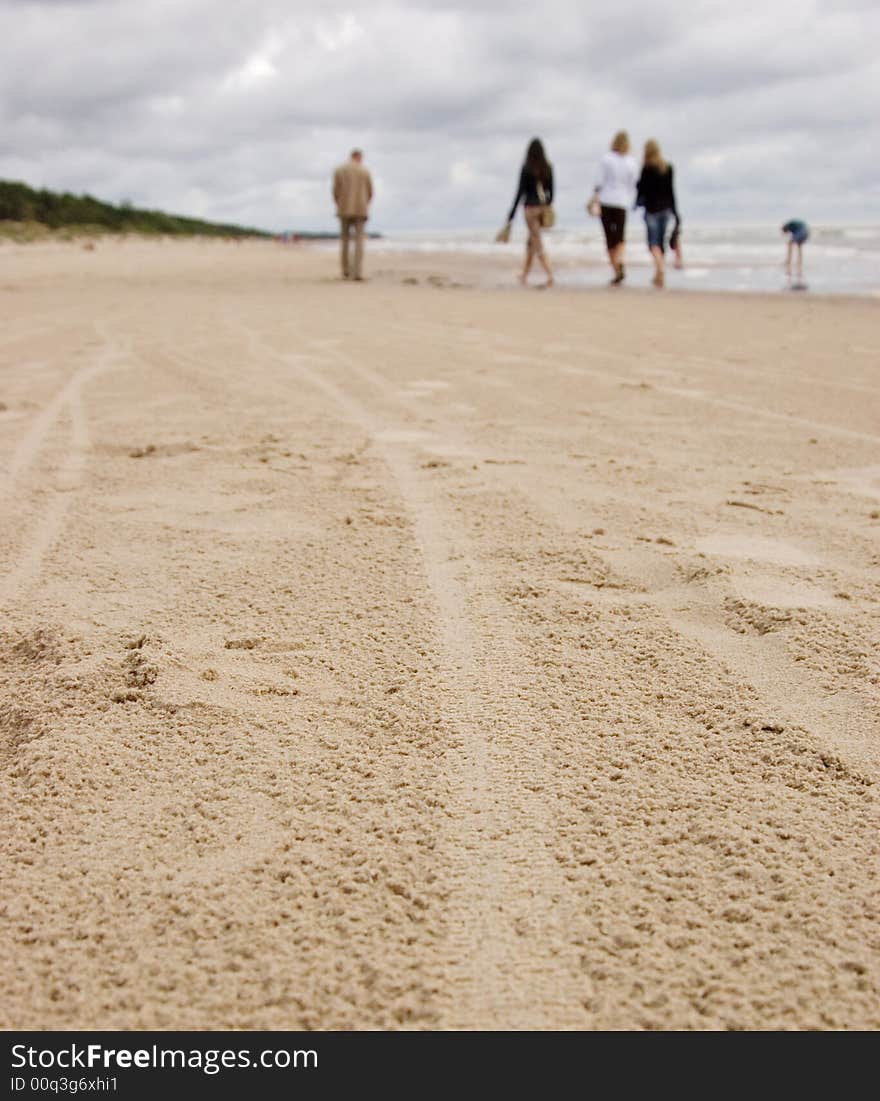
[643,139,668,173]
[611,130,630,154]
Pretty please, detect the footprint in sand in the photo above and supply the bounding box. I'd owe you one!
[817,464,880,502]
[695,534,818,568]
[735,577,839,611]
[407,380,451,393]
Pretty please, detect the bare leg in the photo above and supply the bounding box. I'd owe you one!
[609,242,625,282]
[522,209,540,284]
[650,244,665,287]
[784,239,793,277]
[795,243,803,281]
[520,241,534,284]
[539,253,554,287]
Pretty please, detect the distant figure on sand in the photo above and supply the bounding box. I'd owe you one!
[505,138,554,288]
[591,130,638,285]
[332,149,373,281]
[635,139,679,288]
[782,219,809,286]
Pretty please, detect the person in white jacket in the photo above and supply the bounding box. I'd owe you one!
[590,131,638,285]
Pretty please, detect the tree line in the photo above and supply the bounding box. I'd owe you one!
[0,179,269,238]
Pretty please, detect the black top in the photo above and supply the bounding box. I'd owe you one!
[636,164,677,215]
[508,164,554,221]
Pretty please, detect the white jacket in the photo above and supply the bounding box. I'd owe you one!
[595,151,638,210]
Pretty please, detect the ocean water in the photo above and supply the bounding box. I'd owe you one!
[365,223,880,297]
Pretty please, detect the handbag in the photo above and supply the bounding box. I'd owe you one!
[536,181,555,229]
[587,196,601,217]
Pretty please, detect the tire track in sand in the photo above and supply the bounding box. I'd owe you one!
[0,325,130,603]
[288,330,880,1029]
[243,327,589,1029]
[305,332,880,777]
[2,325,123,494]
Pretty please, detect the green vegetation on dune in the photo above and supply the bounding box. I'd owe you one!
[0,179,270,239]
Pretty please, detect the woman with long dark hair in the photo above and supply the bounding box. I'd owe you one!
[505,138,554,288]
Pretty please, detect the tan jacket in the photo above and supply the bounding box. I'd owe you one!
[333,159,373,220]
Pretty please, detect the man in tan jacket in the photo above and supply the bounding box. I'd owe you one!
[332,149,373,281]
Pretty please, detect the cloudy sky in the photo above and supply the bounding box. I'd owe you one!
[2,0,878,232]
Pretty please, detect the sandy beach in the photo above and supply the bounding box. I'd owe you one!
[1,238,878,1030]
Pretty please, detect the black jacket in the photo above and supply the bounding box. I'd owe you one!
[508,164,554,221]
[636,164,677,215]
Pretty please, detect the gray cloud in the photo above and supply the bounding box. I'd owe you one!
[1,0,878,230]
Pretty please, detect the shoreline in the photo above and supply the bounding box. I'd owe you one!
[3,234,877,304]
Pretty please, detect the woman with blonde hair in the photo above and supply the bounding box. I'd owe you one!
[505,137,554,288]
[636,139,679,288]
[590,130,638,285]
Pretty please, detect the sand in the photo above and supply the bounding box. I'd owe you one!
[1,238,878,1031]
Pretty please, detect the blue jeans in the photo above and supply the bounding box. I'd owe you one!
[645,209,672,252]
